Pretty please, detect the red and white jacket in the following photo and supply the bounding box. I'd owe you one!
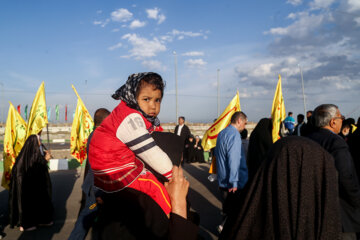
[89,101,173,192]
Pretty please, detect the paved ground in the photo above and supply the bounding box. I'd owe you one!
[0,162,222,240]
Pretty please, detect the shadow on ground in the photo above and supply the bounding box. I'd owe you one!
[183,163,223,239]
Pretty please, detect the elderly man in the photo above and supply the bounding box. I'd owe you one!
[214,111,248,233]
[308,104,360,240]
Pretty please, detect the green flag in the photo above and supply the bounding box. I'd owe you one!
[24,104,28,120]
[55,104,59,121]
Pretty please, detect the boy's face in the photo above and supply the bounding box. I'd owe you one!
[136,82,162,117]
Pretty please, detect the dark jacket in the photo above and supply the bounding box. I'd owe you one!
[308,128,360,232]
[174,124,191,145]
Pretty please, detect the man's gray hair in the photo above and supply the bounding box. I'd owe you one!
[313,104,338,128]
[231,111,247,124]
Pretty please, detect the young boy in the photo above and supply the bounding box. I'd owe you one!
[89,72,173,215]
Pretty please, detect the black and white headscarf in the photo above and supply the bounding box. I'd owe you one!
[112,72,162,126]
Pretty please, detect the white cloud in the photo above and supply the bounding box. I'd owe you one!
[182,51,204,56]
[112,28,120,32]
[146,8,166,24]
[142,60,166,71]
[96,10,102,14]
[310,0,336,9]
[122,33,166,59]
[287,0,303,6]
[93,19,110,27]
[108,42,123,51]
[249,63,275,77]
[158,14,166,24]
[111,8,133,22]
[169,29,207,40]
[355,17,360,26]
[265,11,326,38]
[129,19,146,29]
[185,58,207,68]
[146,8,159,19]
[347,0,360,12]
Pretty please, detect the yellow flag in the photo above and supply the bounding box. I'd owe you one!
[26,82,48,137]
[1,102,27,189]
[202,92,241,173]
[271,75,286,143]
[352,124,357,133]
[70,85,94,164]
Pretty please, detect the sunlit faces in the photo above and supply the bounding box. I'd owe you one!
[332,109,343,134]
[136,82,162,117]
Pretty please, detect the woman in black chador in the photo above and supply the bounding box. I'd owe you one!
[9,134,53,231]
[193,136,205,163]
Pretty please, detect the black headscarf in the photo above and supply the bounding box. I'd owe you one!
[11,135,47,175]
[246,118,273,180]
[112,72,163,126]
[220,136,341,240]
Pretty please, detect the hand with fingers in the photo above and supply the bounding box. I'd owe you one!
[164,166,190,219]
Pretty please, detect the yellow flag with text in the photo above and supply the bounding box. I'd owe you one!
[26,82,48,137]
[70,85,94,164]
[202,92,241,173]
[1,102,27,189]
[271,75,286,143]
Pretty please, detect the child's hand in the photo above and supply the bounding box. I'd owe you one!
[164,166,189,219]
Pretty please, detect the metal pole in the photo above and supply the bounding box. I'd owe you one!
[298,64,307,119]
[173,51,178,122]
[0,82,3,124]
[217,69,220,116]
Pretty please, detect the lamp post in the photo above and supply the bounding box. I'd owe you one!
[217,69,220,116]
[173,51,178,122]
[298,64,307,119]
[0,82,3,124]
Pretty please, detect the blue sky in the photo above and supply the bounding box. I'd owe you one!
[1,0,360,123]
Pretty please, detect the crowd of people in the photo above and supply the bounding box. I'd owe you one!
[4,71,360,240]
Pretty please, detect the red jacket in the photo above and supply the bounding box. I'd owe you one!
[89,101,172,192]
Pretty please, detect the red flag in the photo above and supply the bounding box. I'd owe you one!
[65,104,68,121]
[17,105,21,114]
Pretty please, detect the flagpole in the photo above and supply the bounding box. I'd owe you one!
[173,51,178,122]
[217,69,220,116]
[46,124,50,150]
[298,64,306,119]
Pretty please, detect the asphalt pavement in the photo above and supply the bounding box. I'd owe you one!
[0,162,222,240]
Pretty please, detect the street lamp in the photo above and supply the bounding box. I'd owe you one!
[298,64,307,120]
[173,51,178,122]
[217,69,220,116]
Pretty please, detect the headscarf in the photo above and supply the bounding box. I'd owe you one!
[246,118,273,181]
[220,136,341,240]
[112,72,163,126]
[11,135,46,175]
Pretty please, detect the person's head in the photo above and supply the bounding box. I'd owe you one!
[94,108,110,128]
[230,111,247,132]
[306,111,313,119]
[188,134,194,142]
[135,74,164,117]
[195,135,200,142]
[240,128,248,140]
[347,118,355,126]
[297,114,305,124]
[313,104,344,134]
[288,112,293,117]
[178,116,185,125]
[111,72,165,125]
[341,124,351,137]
